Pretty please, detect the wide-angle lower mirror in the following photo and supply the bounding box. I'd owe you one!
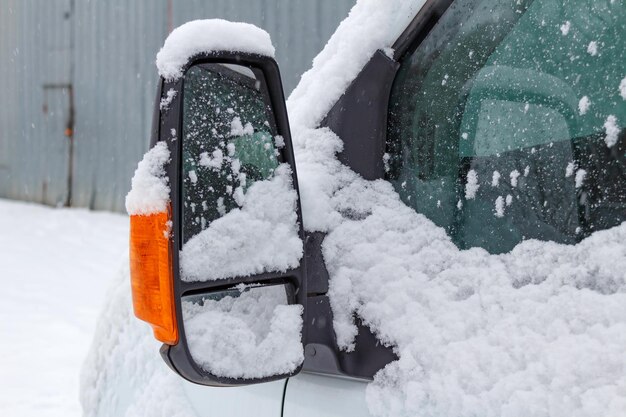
[182,283,303,379]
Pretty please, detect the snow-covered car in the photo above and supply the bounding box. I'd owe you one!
[82,0,626,416]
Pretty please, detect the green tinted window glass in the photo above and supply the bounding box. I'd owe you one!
[181,64,279,244]
[387,0,625,254]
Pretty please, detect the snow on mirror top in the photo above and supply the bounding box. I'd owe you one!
[179,63,302,282]
[156,19,275,81]
[182,283,304,379]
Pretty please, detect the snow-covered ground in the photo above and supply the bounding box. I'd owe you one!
[0,199,128,417]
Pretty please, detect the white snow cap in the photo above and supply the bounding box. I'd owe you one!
[156,19,275,81]
[125,142,171,215]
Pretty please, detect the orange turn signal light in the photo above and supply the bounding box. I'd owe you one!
[129,208,178,345]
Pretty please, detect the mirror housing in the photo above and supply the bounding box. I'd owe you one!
[137,52,306,387]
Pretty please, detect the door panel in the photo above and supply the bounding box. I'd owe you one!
[182,379,286,417]
[41,89,71,206]
[283,373,372,417]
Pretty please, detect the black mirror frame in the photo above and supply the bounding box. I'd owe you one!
[150,52,307,387]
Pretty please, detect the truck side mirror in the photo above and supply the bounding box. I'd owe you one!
[130,51,306,387]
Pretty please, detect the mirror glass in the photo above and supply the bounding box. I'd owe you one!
[181,63,279,245]
[182,283,303,379]
[176,61,304,381]
[179,61,303,284]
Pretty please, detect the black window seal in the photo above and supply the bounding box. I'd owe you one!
[391,0,455,62]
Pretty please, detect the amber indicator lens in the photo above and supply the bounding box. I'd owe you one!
[129,209,178,345]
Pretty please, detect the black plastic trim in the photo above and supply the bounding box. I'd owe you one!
[302,295,398,379]
[322,50,399,181]
[304,232,330,295]
[149,80,162,148]
[391,0,455,61]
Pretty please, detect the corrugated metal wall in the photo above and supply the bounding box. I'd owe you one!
[0,0,354,212]
[71,1,169,211]
[0,1,73,206]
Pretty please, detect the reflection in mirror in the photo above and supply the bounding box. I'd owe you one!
[181,63,279,245]
[178,61,303,284]
[182,283,304,379]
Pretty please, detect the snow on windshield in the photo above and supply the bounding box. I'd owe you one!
[156,19,275,81]
[294,124,626,416]
[182,284,303,379]
[180,163,303,281]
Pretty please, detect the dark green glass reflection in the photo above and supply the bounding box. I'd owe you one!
[181,64,279,244]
